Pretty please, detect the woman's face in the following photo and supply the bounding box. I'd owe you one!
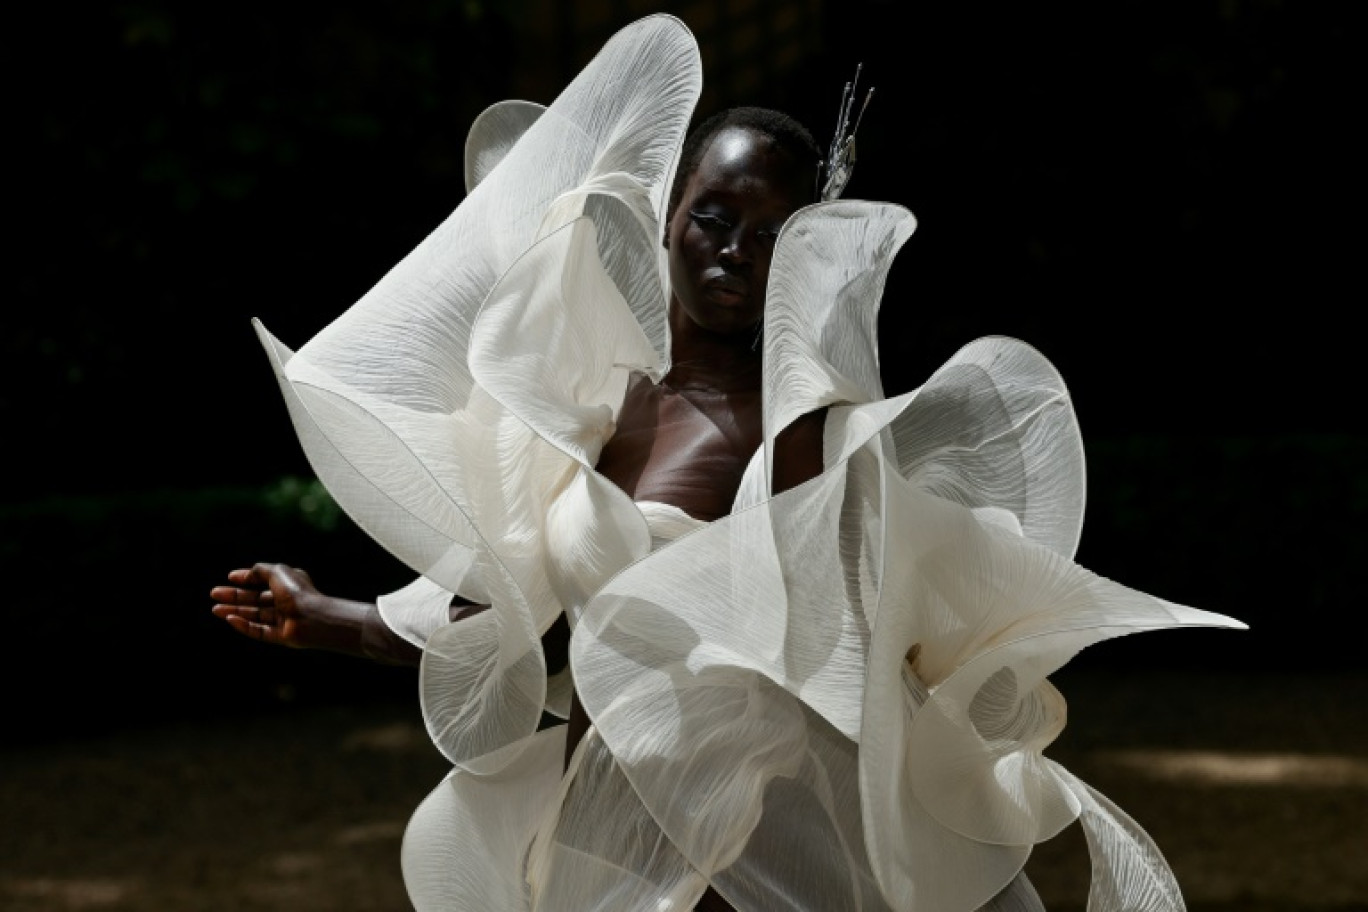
[665,126,813,336]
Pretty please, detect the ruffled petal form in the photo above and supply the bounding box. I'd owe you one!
[464,100,547,193]
[257,9,700,617]
[255,14,700,777]
[861,478,1243,909]
[252,11,711,903]
[904,551,1244,849]
[574,200,1245,911]
[575,461,1031,910]
[887,336,1088,560]
[527,728,710,912]
[761,201,917,478]
[402,726,566,911]
[1054,764,1188,912]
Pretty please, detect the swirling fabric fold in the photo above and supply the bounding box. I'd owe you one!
[573,203,1246,911]
[256,14,700,780]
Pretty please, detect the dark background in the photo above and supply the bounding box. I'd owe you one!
[4,0,1361,745]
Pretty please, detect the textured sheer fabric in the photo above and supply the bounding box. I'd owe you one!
[253,14,1245,911]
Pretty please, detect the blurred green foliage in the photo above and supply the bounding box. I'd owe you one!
[263,475,343,532]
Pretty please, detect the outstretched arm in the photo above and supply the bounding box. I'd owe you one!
[210,563,424,665]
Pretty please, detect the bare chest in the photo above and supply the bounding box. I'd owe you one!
[594,377,762,522]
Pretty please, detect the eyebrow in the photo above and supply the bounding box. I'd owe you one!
[690,185,803,211]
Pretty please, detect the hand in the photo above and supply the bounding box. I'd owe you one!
[210,562,331,650]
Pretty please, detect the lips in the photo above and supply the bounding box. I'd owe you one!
[704,275,750,306]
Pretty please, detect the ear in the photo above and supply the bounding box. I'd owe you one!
[661,232,670,250]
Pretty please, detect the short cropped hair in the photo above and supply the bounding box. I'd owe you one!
[665,106,821,223]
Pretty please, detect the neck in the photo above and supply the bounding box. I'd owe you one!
[665,300,763,393]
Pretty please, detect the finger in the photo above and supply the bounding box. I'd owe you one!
[209,586,275,608]
[220,614,283,645]
[227,567,267,585]
[211,585,256,607]
[212,604,269,623]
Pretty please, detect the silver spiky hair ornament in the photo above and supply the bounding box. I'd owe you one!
[820,64,875,201]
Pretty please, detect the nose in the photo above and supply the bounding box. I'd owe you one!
[717,227,756,271]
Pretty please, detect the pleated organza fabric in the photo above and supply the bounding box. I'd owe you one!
[252,13,1245,911]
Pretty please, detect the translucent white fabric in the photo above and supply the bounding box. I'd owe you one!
[252,13,1245,911]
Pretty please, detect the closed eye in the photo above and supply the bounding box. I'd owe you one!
[690,211,732,230]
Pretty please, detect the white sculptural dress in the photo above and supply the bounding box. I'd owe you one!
[253,14,1244,912]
